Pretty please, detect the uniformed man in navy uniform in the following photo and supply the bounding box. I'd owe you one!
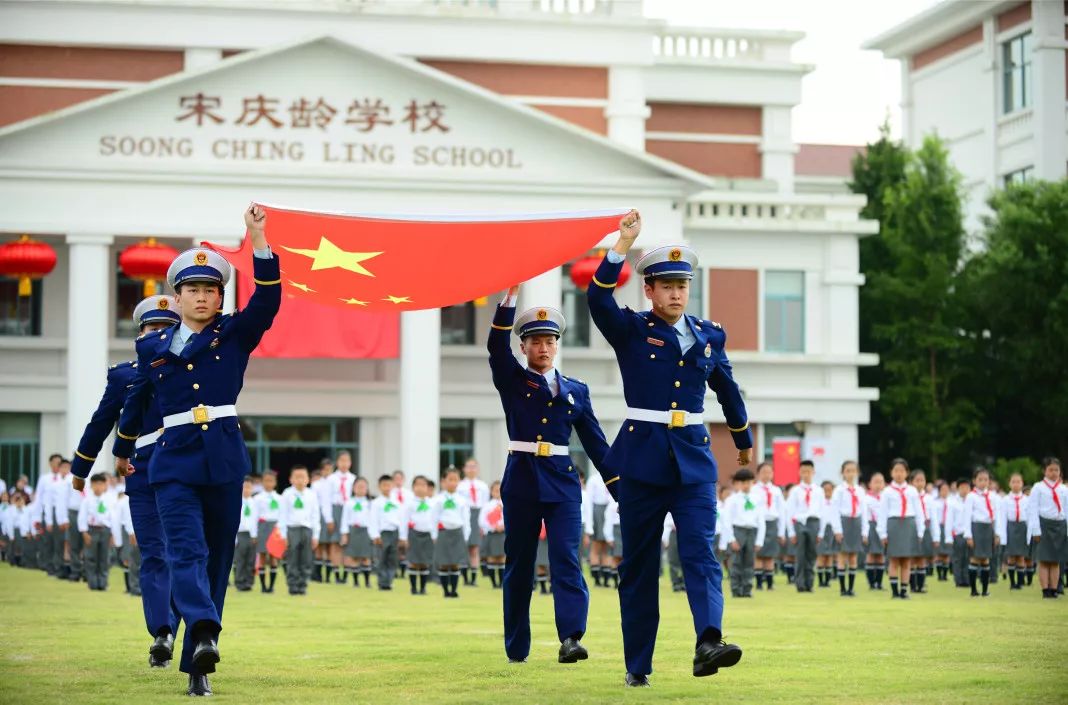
[113,205,280,697]
[587,210,753,687]
[488,284,618,665]
[71,294,180,668]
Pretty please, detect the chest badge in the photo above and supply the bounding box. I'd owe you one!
[567,393,575,406]
[704,343,712,358]
[646,336,665,347]
[209,338,219,349]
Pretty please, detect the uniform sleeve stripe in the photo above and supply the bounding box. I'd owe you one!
[491,324,513,331]
[605,476,619,485]
[591,276,617,289]
[254,278,282,285]
[116,430,138,441]
[729,421,750,433]
[74,451,96,462]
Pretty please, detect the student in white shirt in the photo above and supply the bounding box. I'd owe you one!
[253,470,283,593]
[830,461,864,597]
[963,468,1000,597]
[662,513,684,593]
[996,472,1030,592]
[479,480,506,589]
[233,477,259,592]
[585,470,613,589]
[389,469,411,580]
[932,482,953,582]
[863,472,886,590]
[815,481,838,589]
[77,474,120,591]
[948,478,972,587]
[604,499,622,589]
[340,476,374,589]
[113,491,140,596]
[370,474,406,591]
[402,475,436,596]
[786,460,821,593]
[312,458,337,584]
[457,458,490,587]
[909,469,936,595]
[752,462,786,591]
[323,451,356,584]
[877,458,924,600]
[433,468,471,598]
[1028,458,1067,598]
[719,468,766,598]
[279,465,321,596]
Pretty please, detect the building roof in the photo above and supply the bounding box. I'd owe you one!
[862,0,1017,58]
[795,144,864,178]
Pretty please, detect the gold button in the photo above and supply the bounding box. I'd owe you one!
[674,381,681,388]
[161,334,167,340]
[215,355,220,360]
[541,418,548,424]
[704,436,709,443]
[568,466,573,471]
[526,393,531,398]
[536,435,543,441]
[678,361,684,367]
[193,383,200,390]
[547,401,553,407]
[649,354,656,359]
[647,322,654,327]
[187,364,194,371]
[158,374,162,379]
[161,441,165,447]
[201,424,208,431]
[567,410,572,415]
[671,402,678,409]
[197,403,205,408]
[628,425,634,432]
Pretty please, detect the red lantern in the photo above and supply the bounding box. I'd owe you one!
[0,234,57,297]
[119,237,179,297]
[569,250,630,290]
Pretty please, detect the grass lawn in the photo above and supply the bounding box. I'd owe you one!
[0,562,1064,704]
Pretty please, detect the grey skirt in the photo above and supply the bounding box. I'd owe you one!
[938,525,952,554]
[817,524,838,555]
[320,505,342,543]
[1037,518,1067,563]
[758,520,780,557]
[611,526,623,558]
[918,523,935,557]
[840,516,863,554]
[467,511,481,547]
[536,537,550,567]
[434,527,467,567]
[484,530,506,557]
[256,520,277,553]
[344,526,373,559]
[867,521,884,556]
[592,504,608,542]
[886,517,917,558]
[970,521,994,559]
[1004,521,1029,557]
[407,530,435,566]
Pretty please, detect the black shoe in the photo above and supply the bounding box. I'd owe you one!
[378,585,392,591]
[693,640,742,677]
[625,673,650,687]
[558,637,589,664]
[149,632,174,667]
[187,674,212,697]
[191,638,220,673]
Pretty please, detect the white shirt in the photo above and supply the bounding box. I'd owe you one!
[753,481,787,539]
[662,513,675,545]
[1027,480,1068,539]
[311,477,333,518]
[369,494,404,539]
[114,495,135,540]
[785,482,821,529]
[817,494,837,536]
[962,490,999,539]
[36,471,61,526]
[479,499,505,534]
[457,477,490,509]
[433,491,471,542]
[586,471,612,506]
[389,485,410,507]
[581,489,593,536]
[340,494,372,534]
[997,492,1028,544]
[864,491,884,526]
[325,470,356,510]
[77,492,117,532]
[279,487,321,539]
[66,477,85,517]
[253,490,282,524]
[830,482,865,526]
[718,489,767,550]
[877,483,925,541]
[405,495,437,538]
[238,496,259,537]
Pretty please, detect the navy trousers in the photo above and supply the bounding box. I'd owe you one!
[154,480,242,675]
[126,471,179,638]
[501,497,587,661]
[618,478,723,676]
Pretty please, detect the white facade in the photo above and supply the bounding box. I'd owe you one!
[865,0,1068,236]
[0,0,877,485]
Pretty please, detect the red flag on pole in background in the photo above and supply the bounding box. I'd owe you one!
[205,203,629,313]
[772,437,802,486]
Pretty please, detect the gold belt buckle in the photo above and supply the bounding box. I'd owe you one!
[536,441,552,457]
[668,410,686,429]
[192,406,210,424]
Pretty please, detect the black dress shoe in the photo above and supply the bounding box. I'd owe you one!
[187,674,212,697]
[693,640,743,677]
[558,637,589,663]
[149,632,174,667]
[191,638,220,672]
[625,673,650,687]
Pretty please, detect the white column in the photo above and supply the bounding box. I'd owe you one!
[184,48,223,71]
[521,266,564,364]
[605,65,650,150]
[1030,0,1068,181]
[399,308,441,475]
[899,61,915,147]
[65,233,114,469]
[760,105,796,193]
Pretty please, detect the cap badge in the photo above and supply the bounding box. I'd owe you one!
[536,309,548,321]
[194,251,208,266]
[669,248,682,262]
[157,299,169,310]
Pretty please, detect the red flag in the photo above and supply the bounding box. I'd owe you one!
[266,526,287,560]
[236,276,399,359]
[204,203,628,312]
[486,504,503,530]
[772,438,801,486]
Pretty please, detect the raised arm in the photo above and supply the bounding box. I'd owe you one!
[586,210,639,349]
[235,204,282,353]
[487,285,523,390]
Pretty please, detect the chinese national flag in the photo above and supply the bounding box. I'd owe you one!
[772,438,801,486]
[205,203,629,312]
[265,526,287,560]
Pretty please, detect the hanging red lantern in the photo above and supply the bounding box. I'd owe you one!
[0,234,57,297]
[119,237,179,297]
[569,250,630,290]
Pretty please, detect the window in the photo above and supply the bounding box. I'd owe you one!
[1003,166,1033,187]
[440,302,476,345]
[764,271,804,352]
[561,264,590,347]
[686,267,705,318]
[762,423,798,461]
[240,417,359,489]
[0,412,40,486]
[0,279,42,336]
[116,265,161,338]
[440,419,474,475]
[1002,32,1032,114]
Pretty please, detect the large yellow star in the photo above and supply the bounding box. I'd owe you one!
[383,295,411,304]
[289,281,316,293]
[281,236,382,277]
[339,297,368,306]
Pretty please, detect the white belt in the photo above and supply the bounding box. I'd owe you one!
[508,440,570,457]
[135,429,162,449]
[162,404,237,428]
[625,407,704,428]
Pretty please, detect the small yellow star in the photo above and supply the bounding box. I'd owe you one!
[339,297,368,306]
[281,237,382,277]
[383,295,411,304]
[289,281,316,293]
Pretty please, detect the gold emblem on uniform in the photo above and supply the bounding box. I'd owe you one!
[209,338,219,349]
[669,248,682,262]
[157,299,169,310]
[567,393,575,405]
[536,309,548,321]
[194,251,208,266]
[704,342,712,358]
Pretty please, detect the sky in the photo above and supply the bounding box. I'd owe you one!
[644,0,942,146]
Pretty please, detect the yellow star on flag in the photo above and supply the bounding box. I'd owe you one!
[289,281,316,293]
[281,236,382,277]
[383,295,411,304]
[339,297,368,306]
